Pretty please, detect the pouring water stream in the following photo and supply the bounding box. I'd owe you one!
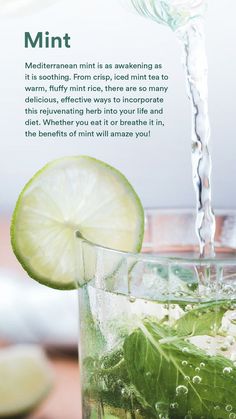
[131,0,216,257]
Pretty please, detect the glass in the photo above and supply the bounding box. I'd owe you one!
[78,210,236,419]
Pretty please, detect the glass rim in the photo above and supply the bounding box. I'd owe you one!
[77,208,236,266]
[76,245,236,269]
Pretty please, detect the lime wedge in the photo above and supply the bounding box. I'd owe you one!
[0,345,53,418]
[11,156,144,289]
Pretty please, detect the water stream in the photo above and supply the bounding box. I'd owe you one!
[130,0,216,257]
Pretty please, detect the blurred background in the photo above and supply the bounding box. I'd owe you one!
[0,0,235,417]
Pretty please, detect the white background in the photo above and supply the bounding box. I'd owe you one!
[0,0,235,213]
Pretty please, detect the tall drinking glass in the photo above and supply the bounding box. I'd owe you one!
[77,210,236,419]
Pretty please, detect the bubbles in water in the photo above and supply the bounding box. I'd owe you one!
[226,336,235,346]
[200,362,206,368]
[220,343,230,352]
[192,375,202,384]
[223,367,233,375]
[129,296,136,303]
[182,360,188,366]
[184,375,190,382]
[214,406,220,411]
[223,285,234,296]
[195,367,200,373]
[121,387,130,398]
[182,347,189,354]
[155,401,168,412]
[170,402,178,409]
[229,313,236,325]
[229,413,236,419]
[176,385,188,396]
[155,402,169,419]
[226,405,233,412]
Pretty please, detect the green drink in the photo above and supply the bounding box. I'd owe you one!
[79,211,236,419]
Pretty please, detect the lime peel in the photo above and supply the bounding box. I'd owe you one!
[11,156,144,290]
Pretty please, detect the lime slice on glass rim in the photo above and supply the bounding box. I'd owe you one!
[11,156,144,290]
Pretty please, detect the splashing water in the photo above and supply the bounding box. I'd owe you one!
[131,0,215,257]
[130,0,207,30]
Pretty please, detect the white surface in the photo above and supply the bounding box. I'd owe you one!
[0,0,235,211]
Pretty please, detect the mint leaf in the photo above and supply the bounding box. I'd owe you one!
[124,319,236,418]
[172,265,199,291]
[175,301,230,337]
[83,348,156,418]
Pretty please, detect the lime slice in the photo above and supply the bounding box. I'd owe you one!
[0,345,53,418]
[11,156,144,289]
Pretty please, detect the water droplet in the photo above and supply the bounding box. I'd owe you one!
[200,362,205,368]
[182,347,189,354]
[176,385,188,396]
[182,360,188,366]
[192,375,202,384]
[229,413,236,419]
[121,387,130,398]
[195,367,200,373]
[184,375,190,382]
[155,401,167,412]
[230,313,236,325]
[129,296,136,303]
[170,402,178,409]
[220,343,230,352]
[226,405,233,412]
[226,336,235,346]
[223,367,233,375]
[223,285,234,295]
